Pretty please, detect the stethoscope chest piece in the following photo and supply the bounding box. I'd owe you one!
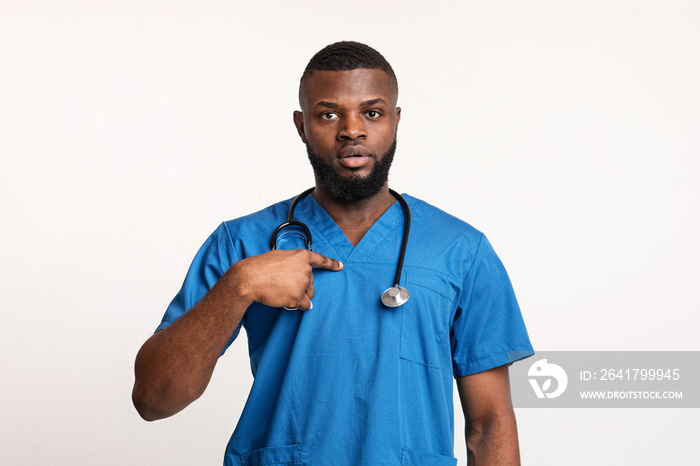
[275,187,412,309]
[381,285,409,307]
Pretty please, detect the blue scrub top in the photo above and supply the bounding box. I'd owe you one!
[158,194,534,466]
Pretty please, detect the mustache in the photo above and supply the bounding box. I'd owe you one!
[305,137,397,202]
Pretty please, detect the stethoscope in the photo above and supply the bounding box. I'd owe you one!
[270,187,411,307]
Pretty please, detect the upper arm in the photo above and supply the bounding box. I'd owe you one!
[456,365,513,426]
[451,234,533,378]
[457,365,522,464]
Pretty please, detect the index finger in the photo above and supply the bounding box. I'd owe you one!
[308,251,343,271]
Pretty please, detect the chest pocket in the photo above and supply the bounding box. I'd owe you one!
[245,444,302,465]
[399,270,458,370]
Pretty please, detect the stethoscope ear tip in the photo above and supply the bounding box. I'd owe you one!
[381,286,409,307]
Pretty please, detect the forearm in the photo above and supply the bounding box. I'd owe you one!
[466,409,521,466]
[132,249,342,421]
[132,263,252,421]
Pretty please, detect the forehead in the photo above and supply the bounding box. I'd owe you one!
[300,69,396,108]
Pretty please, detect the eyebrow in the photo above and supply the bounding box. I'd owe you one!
[315,101,339,109]
[361,98,386,107]
[313,98,387,109]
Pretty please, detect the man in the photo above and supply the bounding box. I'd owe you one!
[133,41,533,465]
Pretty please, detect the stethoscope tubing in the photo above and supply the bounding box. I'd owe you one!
[270,187,411,307]
[387,188,410,288]
[270,187,316,251]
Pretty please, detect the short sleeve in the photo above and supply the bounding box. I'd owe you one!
[155,223,243,353]
[451,234,534,377]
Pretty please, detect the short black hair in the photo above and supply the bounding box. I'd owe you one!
[299,41,398,103]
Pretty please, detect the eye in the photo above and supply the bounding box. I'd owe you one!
[366,110,381,119]
[321,112,338,120]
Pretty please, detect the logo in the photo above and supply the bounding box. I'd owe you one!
[528,359,568,399]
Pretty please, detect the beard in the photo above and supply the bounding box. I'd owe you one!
[306,138,397,202]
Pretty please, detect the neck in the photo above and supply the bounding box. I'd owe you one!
[311,182,396,246]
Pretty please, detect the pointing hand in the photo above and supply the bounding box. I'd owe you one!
[232,249,343,310]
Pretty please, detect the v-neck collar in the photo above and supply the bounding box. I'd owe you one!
[293,194,404,263]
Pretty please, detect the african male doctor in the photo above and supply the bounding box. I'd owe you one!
[133,41,533,465]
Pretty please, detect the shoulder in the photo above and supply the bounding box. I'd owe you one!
[401,194,488,277]
[403,194,483,244]
[222,197,291,230]
[215,196,295,258]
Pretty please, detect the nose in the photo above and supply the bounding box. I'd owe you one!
[337,113,366,141]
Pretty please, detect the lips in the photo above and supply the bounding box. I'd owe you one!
[338,145,372,169]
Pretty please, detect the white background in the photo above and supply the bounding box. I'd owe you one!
[2,1,698,464]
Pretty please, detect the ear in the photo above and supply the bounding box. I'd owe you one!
[293,110,307,143]
[395,107,401,127]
